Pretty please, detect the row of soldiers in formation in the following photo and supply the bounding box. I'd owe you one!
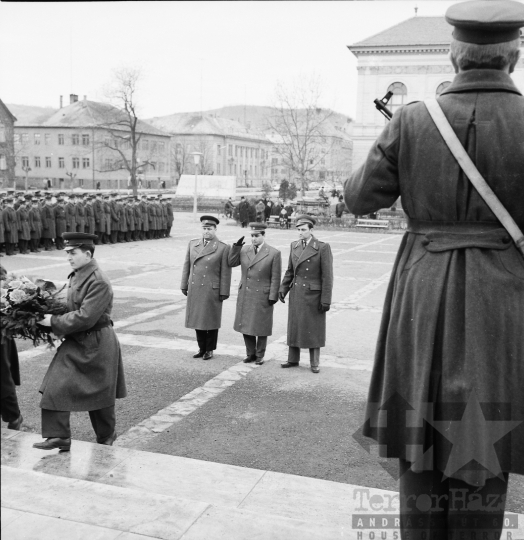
[0,190,174,256]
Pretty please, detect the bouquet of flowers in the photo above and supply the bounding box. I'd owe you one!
[0,273,68,348]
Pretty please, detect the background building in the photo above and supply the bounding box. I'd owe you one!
[348,16,524,170]
[12,94,171,191]
[147,113,273,187]
[0,99,17,189]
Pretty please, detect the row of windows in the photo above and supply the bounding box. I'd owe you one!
[221,144,269,160]
[385,81,452,114]
[103,159,166,173]
[15,133,167,153]
[226,164,262,176]
[19,156,90,169]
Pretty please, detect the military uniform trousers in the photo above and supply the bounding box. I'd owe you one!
[1,393,20,423]
[287,347,320,368]
[42,406,115,443]
[243,335,267,359]
[195,329,219,353]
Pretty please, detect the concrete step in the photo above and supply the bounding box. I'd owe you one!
[2,429,523,539]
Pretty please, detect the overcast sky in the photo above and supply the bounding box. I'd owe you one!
[1,1,462,119]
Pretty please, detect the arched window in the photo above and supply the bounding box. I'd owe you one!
[387,82,407,116]
[436,81,451,96]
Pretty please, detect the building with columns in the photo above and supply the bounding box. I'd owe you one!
[348,16,524,171]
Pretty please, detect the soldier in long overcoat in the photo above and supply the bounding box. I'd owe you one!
[76,197,86,232]
[238,196,249,228]
[109,193,120,244]
[54,198,67,249]
[125,199,135,242]
[2,198,18,256]
[165,198,173,237]
[29,199,42,252]
[148,198,157,238]
[41,196,56,250]
[103,195,112,243]
[85,196,96,235]
[345,3,524,536]
[65,195,77,232]
[133,199,142,241]
[34,233,127,451]
[16,197,31,254]
[181,215,232,360]
[228,222,281,364]
[279,215,333,373]
[93,194,104,243]
[117,198,127,242]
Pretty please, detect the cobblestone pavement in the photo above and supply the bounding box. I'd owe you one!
[3,212,523,514]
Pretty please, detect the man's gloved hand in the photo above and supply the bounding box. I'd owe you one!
[269,299,278,305]
[319,303,330,313]
[234,236,245,247]
[278,292,286,303]
[181,289,188,296]
[219,295,229,302]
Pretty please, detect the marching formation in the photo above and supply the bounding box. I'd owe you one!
[0,190,174,256]
[181,214,334,373]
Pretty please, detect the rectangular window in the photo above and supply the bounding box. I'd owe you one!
[58,134,64,145]
[0,129,5,143]
[79,178,84,187]
[45,133,50,145]
[82,157,90,168]
[142,140,149,151]
[72,134,79,145]
[254,166,257,176]
[34,133,41,145]
[59,158,65,168]
[72,157,80,169]
[235,146,238,157]
[217,163,221,174]
[105,158,112,169]
[228,145,232,156]
[34,156,41,167]
[217,145,221,156]
[21,133,29,144]
[151,141,158,153]
[46,157,52,168]
[104,137,111,147]
[22,156,29,168]
[159,141,165,152]
[0,155,6,170]
[234,164,237,174]
[82,134,90,146]
[14,134,20,145]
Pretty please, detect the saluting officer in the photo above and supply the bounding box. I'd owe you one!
[228,223,281,365]
[181,215,232,360]
[279,215,333,373]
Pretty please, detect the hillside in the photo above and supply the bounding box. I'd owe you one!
[7,104,58,125]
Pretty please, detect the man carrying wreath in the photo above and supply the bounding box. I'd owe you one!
[33,232,127,451]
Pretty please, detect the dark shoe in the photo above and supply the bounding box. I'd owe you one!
[98,431,117,446]
[281,362,299,368]
[311,367,320,373]
[33,437,71,452]
[7,414,23,431]
[193,351,205,358]
[203,351,214,360]
[243,355,256,363]
[255,358,265,365]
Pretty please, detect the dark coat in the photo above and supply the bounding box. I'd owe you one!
[3,207,18,243]
[141,201,149,231]
[29,207,42,239]
[76,203,85,232]
[103,201,112,234]
[238,201,249,223]
[181,238,232,330]
[16,206,31,240]
[65,202,76,232]
[41,204,56,239]
[1,338,20,399]
[0,208,4,244]
[85,204,96,234]
[229,242,282,336]
[133,205,142,230]
[93,200,104,232]
[280,236,333,348]
[345,69,524,484]
[40,259,127,411]
[55,205,67,237]
[248,203,257,222]
[166,202,174,227]
[110,201,119,231]
[125,205,135,231]
[117,202,127,232]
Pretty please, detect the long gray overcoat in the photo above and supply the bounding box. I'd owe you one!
[40,259,127,411]
[55,205,66,238]
[65,202,76,232]
[16,206,31,241]
[279,236,333,348]
[41,205,56,239]
[103,201,112,234]
[181,238,232,330]
[228,242,282,336]
[85,204,96,234]
[3,207,18,243]
[29,206,42,239]
[345,69,524,485]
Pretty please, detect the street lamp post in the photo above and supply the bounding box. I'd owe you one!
[191,152,203,222]
[22,166,32,190]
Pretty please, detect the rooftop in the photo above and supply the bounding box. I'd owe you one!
[350,16,452,50]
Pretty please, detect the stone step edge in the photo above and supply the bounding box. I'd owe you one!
[1,466,346,539]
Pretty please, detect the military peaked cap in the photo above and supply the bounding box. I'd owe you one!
[200,215,220,226]
[249,222,267,231]
[446,0,524,44]
[63,232,98,251]
[295,214,316,227]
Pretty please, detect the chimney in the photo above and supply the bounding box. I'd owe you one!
[60,95,63,108]
[83,95,87,102]
[70,94,78,104]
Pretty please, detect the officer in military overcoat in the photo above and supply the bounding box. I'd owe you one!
[54,197,67,249]
[165,198,174,237]
[16,195,32,254]
[93,193,104,243]
[181,215,232,360]
[29,198,42,252]
[34,233,127,452]
[279,215,333,373]
[228,222,281,365]
[125,198,135,242]
[140,195,149,240]
[133,198,142,241]
[345,2,524,537]
[41,195,56,251]
[2,198,18,256]
[103,195,112,243]
[76,194,86,232]
[85,196,96,235]
[65,194,77,232]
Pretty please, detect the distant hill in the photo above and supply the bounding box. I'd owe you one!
[7,104,58,125]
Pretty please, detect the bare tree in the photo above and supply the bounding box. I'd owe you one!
[97,67,157,196]
[170,137,190,184]
[267,76,334,196]
[193,139,214,175]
